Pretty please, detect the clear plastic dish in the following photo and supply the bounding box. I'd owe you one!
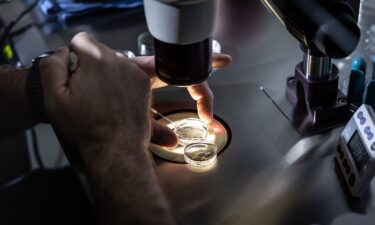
[173,118,208,146]
[184,142,217,167]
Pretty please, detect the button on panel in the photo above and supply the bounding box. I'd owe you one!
[349,174,356,187]
[345,167,351,174]
[357,111,364,119]
[365,126,371,134]
[343,159,348,167]
[371,143,375,151]
[337,145,344,159]
[368,133,374,141]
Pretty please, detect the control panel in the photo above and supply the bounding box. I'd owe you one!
[336,104,375,197]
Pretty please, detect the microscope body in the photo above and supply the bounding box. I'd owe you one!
[144,0,361,134]
[144,0,218,86]
[261,0,361,134]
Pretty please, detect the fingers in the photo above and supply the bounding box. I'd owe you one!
[151,119,178,148]
[39,47,70,96]
[187,82,214,123]
[129,56,155,76]
[69,32,103,65]
[212,53,232,68]
[129,53,232,76]
[128,56,168,89]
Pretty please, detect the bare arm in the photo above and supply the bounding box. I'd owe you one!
[39,32,177,225]
[82,139,176,225]
[0,66,38,138]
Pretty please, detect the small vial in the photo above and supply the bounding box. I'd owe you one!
[173,118,208,146]
[184,142,217,167]
[137,32,154,56]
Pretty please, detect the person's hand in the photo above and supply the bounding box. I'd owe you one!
[39,33,178,225]
[129,53,232,147]
[39,32,152,153]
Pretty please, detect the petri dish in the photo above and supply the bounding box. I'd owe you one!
[184,142,217,167]
[173,118,208,146]
[149,111,230,163]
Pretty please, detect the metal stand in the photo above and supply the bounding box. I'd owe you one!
[285,51,351,135]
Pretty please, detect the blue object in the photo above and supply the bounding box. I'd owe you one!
[348,69,366,107]
[39,0,143,22]
[357,111,364,119]
[364,80,375,110]
[365,126,371,134]
[368,132,374,141]
[352,56,367,75]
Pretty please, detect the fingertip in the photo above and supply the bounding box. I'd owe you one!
[70,32,95,46]
[69,32,102,60]
[157,131,179,148]
[128,56,156,77]
[199,110,214,124]
[151,120,179,148]
[163,132,179,148]
[212,53,232,68]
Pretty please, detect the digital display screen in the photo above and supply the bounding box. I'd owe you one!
[348,131,369,174]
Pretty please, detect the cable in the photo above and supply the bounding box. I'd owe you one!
[0,0,39,59]
[0,0,13,4]
[9,23,34,37]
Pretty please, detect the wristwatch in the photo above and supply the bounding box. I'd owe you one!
[27,51,54,123]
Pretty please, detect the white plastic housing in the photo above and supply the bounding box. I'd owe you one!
[144,0,218,45]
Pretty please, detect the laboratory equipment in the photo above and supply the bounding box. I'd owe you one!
[174,118,208,146]
[137,32,154,56]
[352,56,367,73]
[149,110,230,163]
[336,104,375,197]
[359,0,375,63]
[143,0,216,85]
[184,142,217,167]
[364,80,375,108]
[347,69,366,107]
[261,0,361,135]
[340,0,375,92]
[151,108,174,124]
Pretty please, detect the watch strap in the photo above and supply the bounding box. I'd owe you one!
[27,52,54,123]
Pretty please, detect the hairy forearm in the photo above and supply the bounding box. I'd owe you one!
[81,137,177,225]
[0,66,38,138]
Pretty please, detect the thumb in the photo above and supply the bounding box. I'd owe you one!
[151,119,178,148]
[39,47,70,97]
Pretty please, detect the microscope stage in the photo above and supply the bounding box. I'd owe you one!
[149,111,231,163]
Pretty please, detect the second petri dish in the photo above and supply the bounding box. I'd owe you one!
[184,142,218,167]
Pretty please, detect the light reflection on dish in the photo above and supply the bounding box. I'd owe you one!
[149,112,229,164]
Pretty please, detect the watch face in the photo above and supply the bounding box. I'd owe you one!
[32,51,54,63]
[38,53,52,58]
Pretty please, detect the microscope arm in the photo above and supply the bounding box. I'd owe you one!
[261,0,360,58]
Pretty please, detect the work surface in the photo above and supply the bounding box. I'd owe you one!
[2,0,375,224]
